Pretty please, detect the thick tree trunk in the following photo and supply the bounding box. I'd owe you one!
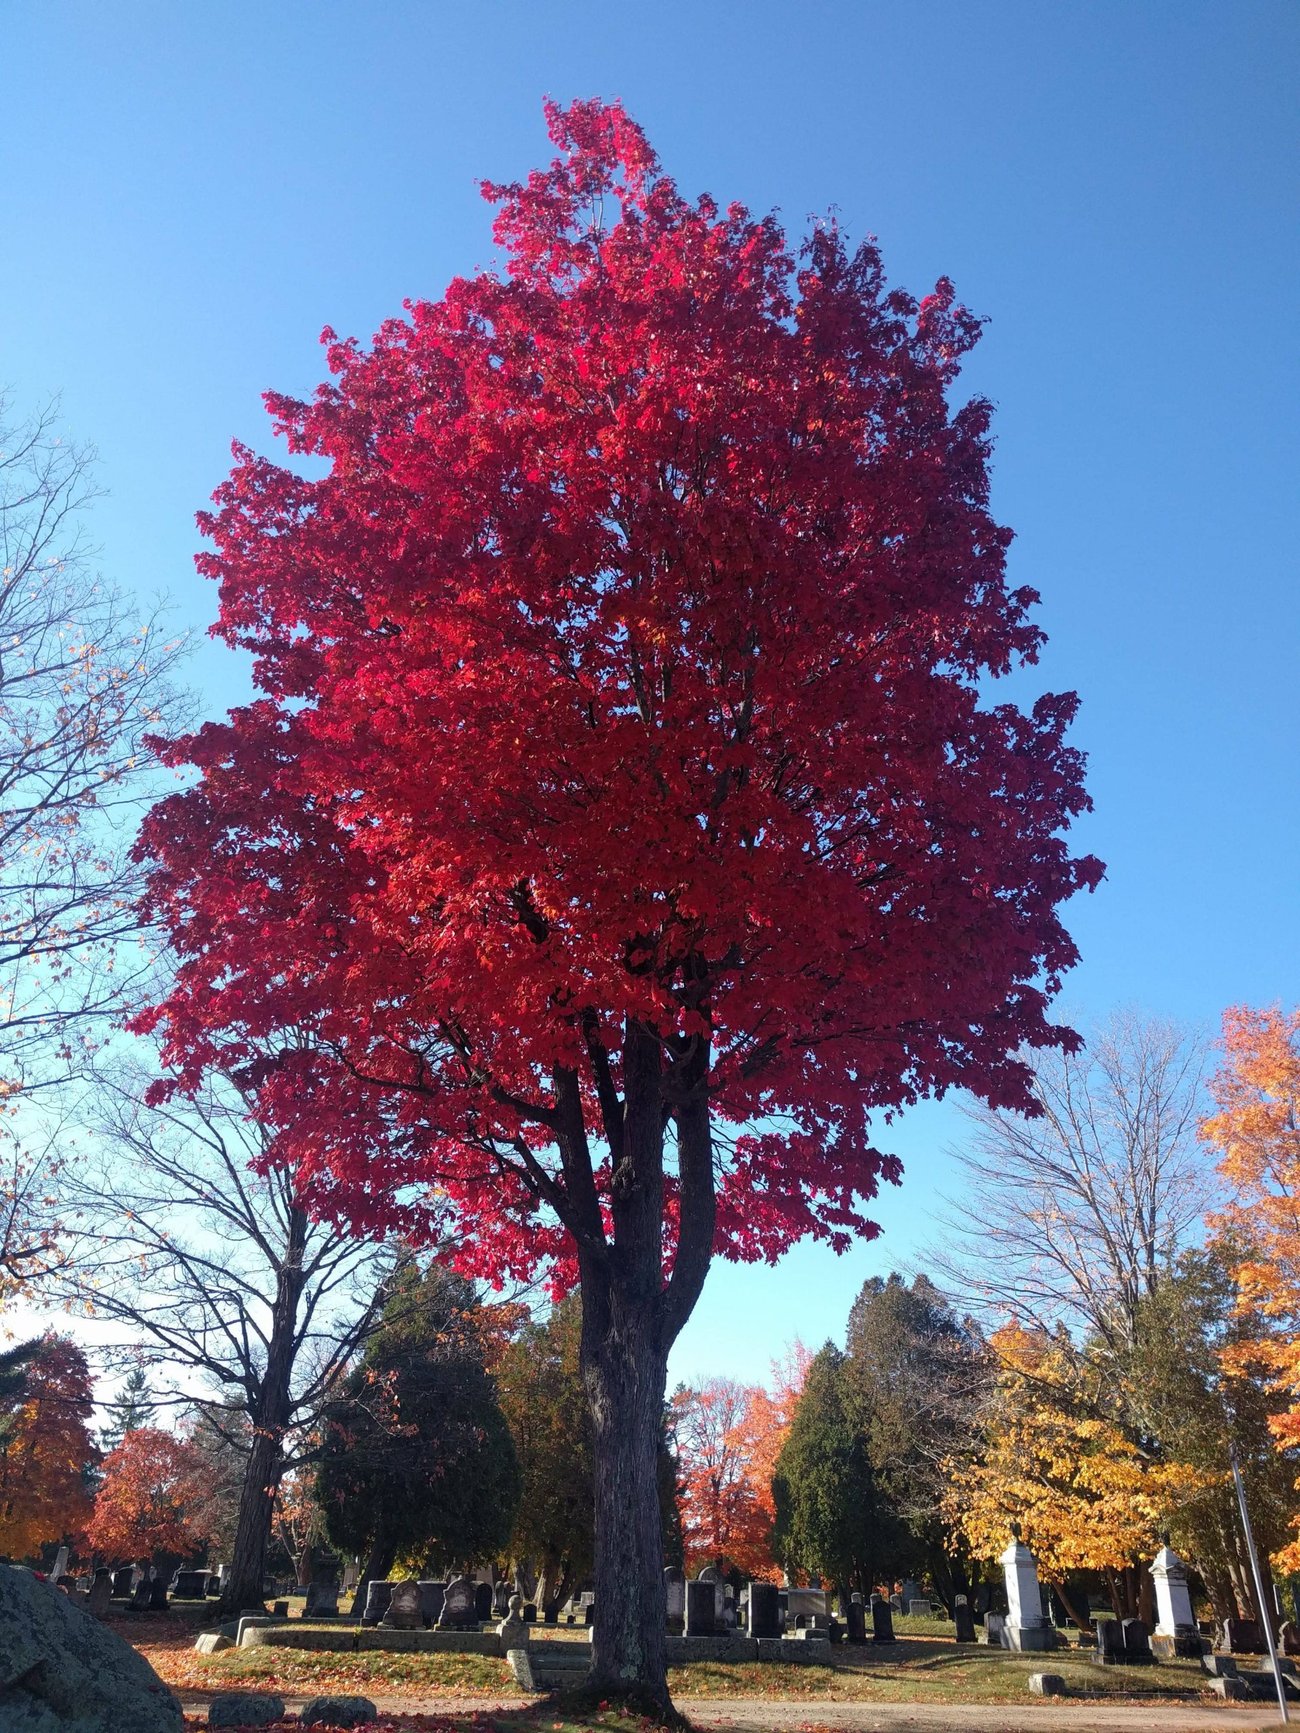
[582,1273,670,1710]
[218,1204,308,1616]
[220,1427,283,1614]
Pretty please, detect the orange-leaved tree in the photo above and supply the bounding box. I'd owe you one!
[945,1323,1199,1627]
[0,1334,95,1558]
[674,1345,808,1578]
[1203,1004,1300,1570]
[86,1426,210,1564]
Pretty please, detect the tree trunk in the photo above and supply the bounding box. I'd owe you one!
[582,1271,671,1711]
[349,1537,397,1620]
[218,1204,309,1616]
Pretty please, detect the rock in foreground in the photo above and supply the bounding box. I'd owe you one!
[0,1561,182,1733]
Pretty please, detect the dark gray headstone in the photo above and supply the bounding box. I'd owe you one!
[111,1566,135,1598]
[522,1602,537,1622]
[954,1595,977,1644]
[474,1582,493,1622]
[147,1574,169,1611]
[1095,1618,1125,1664]
[418,1581,445,1627]
[872,1600,895,1644]
[686,1579,716,1636]
[750,1581,780,1640]
[845,1595,866,1644]
[1122,1617,1153,1664]
[361,1580,394,1626]
[437,1574,476,1629]
[1224,1616,1266,1655]
[171,1569,208,1599]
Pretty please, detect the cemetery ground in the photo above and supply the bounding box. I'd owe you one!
[119,1606,1286,1730]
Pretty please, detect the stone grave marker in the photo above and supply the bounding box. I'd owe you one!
[111,1566,135,1598]
[982,1612,1006,1647]
[664,1566,685,1633]
[381,1579,422,1630]
[305,1574,339,1618]
[954,1594,977,1643]
[750,1581,780,1639]
[474,1582,493,1622]
[148,1573,169,1611]
[86,1568,113,1619]
[1152,1542,1202,1658]
[498,1591,528,1649]
[418,1581,445,1628]
[845,1594,866,1643]
[1094,1618,1125,1665]
[437,1574,476,1629]
[685,1579,716,1636]
[1122,1617,1153,1664]
[1000,1530,1054,1651]
[362,1580,394,1626]
[872,1599,895,1644]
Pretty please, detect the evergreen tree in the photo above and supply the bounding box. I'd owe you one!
[316,1262,520,1595]
[844,1273,987,1606]
[99,1367,155,1455]
[772,1344,899,1592]
[0,1339,39,1449]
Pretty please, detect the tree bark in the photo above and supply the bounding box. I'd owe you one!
[218,1204,308,1616]
[582,1267,671,1709]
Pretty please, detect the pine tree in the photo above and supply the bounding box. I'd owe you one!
[772,1344,900,1592]
[99,1367,155,1455]
[0,1339,39,1449]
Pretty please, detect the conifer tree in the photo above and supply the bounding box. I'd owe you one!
[99,1367,155,1455]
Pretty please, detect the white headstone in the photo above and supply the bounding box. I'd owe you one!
[1000,1533,1056,1652]
[52,1546,70,1580]
[1152,1543,1197,1635]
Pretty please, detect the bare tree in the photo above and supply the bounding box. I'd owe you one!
[927,1011,1213,1353]
[54,1057,394,1614]
[0,393,185,1299]
[0,395,185,1085]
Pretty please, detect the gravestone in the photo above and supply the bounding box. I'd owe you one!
[1094,1618,1126,1665]
[304,1574,339,1618]
[1122,1617,1153,1664]
[982,1611,1007,1647]
[172,1569,208,1599]
[51,1546,71,1581]
[361,1580,394,1626]
[522,1602,536,1622]
[1280,1621,1300,1658]
[908,1598,931,1617]
[846,1594,866,1644]
[664,1566,685,1634]
[418,1581,445,1628]
[787,1587,828,1629]
[381,1578,422,1630]
[872,1599,895,1644]
[498,1591,528,1649]
[148,1574,169,1611]
[85,1569,112,1620]
[129,1573,153,1612]
[685,1579,717,1636]
[474,1582,493,1622]
[697,1563,726,1620]
[750,1581,780,1639]
[437,1574,476,1629]
[111,1566,135,1598]
[1000,1530,1054,1651]
[954,1594,977,1644]
[493,1581,511,1616]
[1151,1542,1202,1658]
[1223,1616,1266,1655]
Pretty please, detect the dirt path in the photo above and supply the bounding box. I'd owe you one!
[175,1690,1283,1730]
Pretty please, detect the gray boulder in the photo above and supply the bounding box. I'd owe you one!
[0,1561,182,1733]
[207,1694,286,1728]
[300,1697,378,1727]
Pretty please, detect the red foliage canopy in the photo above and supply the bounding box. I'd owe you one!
[135,101,1100,1294]
[86,1426,209,1564]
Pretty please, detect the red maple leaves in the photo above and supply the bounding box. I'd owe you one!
[135,99,1100,1295]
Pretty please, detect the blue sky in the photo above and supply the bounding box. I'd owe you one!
[4,1,1297,1388]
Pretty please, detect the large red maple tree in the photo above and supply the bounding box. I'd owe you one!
[136,100,1100,1707]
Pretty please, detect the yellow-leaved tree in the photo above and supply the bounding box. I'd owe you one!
[945,1323,1200,1627]
[1203,1004,1300,1572]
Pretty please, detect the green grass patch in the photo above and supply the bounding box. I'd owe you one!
[192,1644,518,1697]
